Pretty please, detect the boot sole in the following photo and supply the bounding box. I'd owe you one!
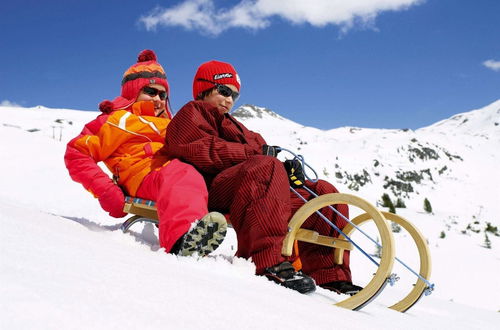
[265,271,317,294]
[178,212,227,257]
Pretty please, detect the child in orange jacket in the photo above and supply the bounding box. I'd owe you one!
[64,50,226,257]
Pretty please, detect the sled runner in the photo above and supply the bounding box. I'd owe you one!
[281,192,395,311]
[341,211,433,312]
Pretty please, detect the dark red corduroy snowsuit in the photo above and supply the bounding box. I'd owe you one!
[165,101,352,284]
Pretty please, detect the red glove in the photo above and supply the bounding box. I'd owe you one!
[98,185,127,218]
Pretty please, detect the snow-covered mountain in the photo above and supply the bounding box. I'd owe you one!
[1,100,499,329]
[234,102,500,240]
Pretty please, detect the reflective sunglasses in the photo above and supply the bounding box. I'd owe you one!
[142,86,168,101]
[198,79,239,101]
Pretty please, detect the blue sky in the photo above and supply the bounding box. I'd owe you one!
[1,0,499,129]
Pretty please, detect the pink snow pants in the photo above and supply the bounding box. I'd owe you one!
[136,159,209,252]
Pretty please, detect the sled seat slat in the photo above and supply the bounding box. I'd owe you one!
[123,197,158,221]
[295,229,353,251]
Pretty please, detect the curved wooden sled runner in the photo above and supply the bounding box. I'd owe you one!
[282,193,395,311]
[342,211,432,312]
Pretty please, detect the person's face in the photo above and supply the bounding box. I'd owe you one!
[136,84,168,118]
[202,84,239,114]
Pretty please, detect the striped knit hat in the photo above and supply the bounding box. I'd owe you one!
[193,60,241,100]
[101,49,171,117]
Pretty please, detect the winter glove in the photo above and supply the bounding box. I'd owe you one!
[98,185,127,218]
[283,159,305,188]
[262,145,281,157]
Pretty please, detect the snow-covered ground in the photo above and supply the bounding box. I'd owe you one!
[0,102,499,329]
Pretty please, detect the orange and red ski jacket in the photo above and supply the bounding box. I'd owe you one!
[64,101,171,199]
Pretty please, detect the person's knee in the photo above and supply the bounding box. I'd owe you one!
[237,155,285,183]
[162,159,205,185]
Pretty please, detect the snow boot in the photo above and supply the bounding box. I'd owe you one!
[320,281,363,296]
[264,261,316,294]
[172,212,227,257]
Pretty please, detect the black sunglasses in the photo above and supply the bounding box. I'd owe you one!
[197,79,239,101]
[142,86,168,101]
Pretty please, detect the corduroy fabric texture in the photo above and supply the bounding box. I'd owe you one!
[207,155,291,272]
[192,60,241,99]
[165,101,352,282]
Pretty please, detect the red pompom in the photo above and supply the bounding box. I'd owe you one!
[99,100,114,113]
[137,49,157,63]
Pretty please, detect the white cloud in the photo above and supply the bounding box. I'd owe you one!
[138,0,423,36]
[483,59,500,72]
[0,100,21,107]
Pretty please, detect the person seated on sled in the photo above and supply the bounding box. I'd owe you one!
[164,60,362,295]
[64,50,226,257]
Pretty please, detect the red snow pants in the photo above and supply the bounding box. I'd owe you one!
[136,159,209,252]
[208,155,351,284]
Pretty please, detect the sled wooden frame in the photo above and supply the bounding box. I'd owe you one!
[335,211,432,312]
[281,193,395,311]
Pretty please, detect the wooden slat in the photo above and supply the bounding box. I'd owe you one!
[123,203,159,220]
[295,229,353,250]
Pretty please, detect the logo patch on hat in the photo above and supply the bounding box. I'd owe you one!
[213,73,233,80]
[150,79,156,84]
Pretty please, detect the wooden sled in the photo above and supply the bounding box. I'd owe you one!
[121,193,432,312]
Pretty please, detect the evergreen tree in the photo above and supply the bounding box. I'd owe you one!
[424,198,433,213]
[381,193,396,213]
[395,198,406,208]
[440,231,446,239]
[483,232,492,249]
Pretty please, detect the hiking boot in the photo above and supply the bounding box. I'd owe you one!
[264,261,316,294]
[172,212,227,257]
[320,281,363,296]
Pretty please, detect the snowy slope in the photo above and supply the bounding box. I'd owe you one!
[1,101,499,329]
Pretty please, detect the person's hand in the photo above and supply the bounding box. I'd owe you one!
[283,159,305,188]
[98,185,127,218]
[262,145,281,157]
